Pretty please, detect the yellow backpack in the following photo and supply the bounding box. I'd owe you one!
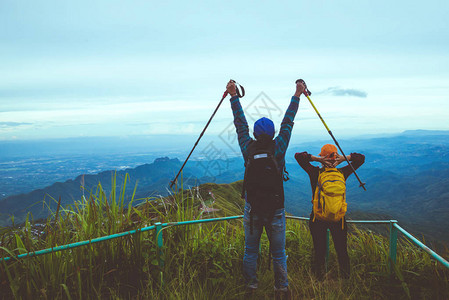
[313,168,347,226]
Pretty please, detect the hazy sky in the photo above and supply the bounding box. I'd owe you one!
[1,0,448,144]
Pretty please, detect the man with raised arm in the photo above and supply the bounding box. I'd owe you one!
[227,80,304,299]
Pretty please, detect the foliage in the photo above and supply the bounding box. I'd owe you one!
[0,176,448,299]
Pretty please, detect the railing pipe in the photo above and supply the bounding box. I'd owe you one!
[394,223,449,269]
[0,217,243,263]
[162,215,243,228]
[285,216,309,221]
[1,215,448,273]
[0,225,155,262]
[347,220,391,224]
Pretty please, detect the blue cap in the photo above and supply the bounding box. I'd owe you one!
[254,117,275,139]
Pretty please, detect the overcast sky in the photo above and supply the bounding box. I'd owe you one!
[1,0,448,144]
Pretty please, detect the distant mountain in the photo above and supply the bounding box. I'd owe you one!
[401,129,449,136]
[0,157,244,226]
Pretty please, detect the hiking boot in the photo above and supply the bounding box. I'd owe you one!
[274,288,291,300]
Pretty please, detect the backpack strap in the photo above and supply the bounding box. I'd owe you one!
[316,168,325,209]
[317,186,322,209]
[240,140,255,199]
[269,152,281,177]
[313,168,326,222]
[250,212,253,235]
[283,166,290,182]
[241,159,250,199]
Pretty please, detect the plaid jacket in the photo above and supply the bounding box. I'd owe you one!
[230,95,300,169]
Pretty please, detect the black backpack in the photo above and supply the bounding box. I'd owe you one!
[241,136,284,217]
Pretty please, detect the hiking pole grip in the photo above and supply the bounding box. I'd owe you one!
[296,79,312,96]
[229,79,245,98]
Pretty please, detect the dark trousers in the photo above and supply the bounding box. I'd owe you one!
[308,216,350,279]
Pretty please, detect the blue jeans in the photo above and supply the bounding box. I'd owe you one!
[243,202,288,290]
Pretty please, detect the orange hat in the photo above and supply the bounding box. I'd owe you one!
[319,144,338,158]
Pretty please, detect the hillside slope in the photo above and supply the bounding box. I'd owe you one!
[0,157,212,225]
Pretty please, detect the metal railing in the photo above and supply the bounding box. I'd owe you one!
[2,215,448,272]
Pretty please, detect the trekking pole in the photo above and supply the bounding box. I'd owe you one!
[169,80,245,189]
[297,79,366,190]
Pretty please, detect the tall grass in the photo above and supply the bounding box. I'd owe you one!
[0,175,448,299]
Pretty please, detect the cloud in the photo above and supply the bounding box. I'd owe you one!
[0,122,33,127]
[318,87,367,98]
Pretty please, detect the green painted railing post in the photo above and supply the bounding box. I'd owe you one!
[389,220,398,274]
[155,222,164,267]
[325,228,330,271]
[154,222,164,286]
